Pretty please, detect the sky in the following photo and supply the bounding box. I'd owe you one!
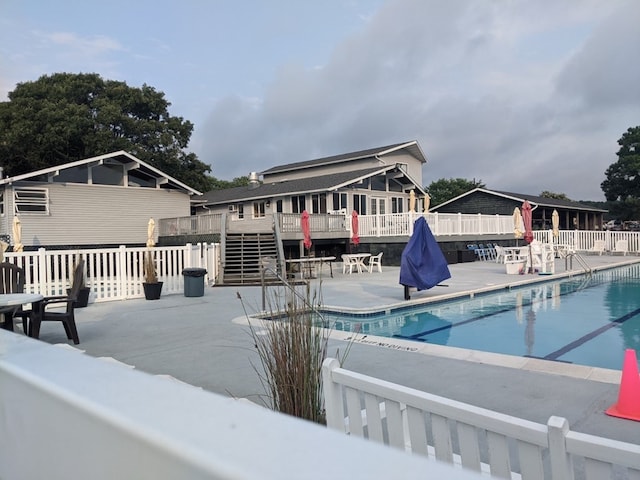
[1,0,639,201]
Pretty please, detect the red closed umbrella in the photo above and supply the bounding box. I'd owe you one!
[301,210,312,250]
[351,210,360,245]
[522,200,534,244]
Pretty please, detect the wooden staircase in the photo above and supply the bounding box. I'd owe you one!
[222,233,280,285]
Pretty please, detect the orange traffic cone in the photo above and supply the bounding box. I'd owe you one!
[606,349,640,421]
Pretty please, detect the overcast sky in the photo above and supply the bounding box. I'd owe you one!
[2,0,639,200]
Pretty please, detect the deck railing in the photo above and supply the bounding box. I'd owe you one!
[322,358,640,480]
[3,243,220,302]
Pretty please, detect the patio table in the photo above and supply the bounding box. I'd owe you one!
[344,253,371,273]
[0,293,44,332]
[286,256,336,278]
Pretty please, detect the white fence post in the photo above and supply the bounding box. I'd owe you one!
[322,358,346,432]
[547,416,574,480]
[37,248,48,296]
[118,245,128,300]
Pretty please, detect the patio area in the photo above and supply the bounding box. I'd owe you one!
[23,253,640,445]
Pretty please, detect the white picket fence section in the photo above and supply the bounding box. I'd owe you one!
[322,358,640,480]
[534,229,640,254]
[2,243,221,302]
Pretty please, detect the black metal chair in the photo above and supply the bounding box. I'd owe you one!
[0,261,28,331]
[29,260,84,344]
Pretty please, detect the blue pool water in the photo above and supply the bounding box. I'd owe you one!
[325,264,640,371]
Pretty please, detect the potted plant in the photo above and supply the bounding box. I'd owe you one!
[142,252,163,300]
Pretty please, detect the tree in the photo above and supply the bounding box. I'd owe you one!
[539,191,570,200]
[601,126,640,220]
[426,178,485,207]
[0,73,215,192]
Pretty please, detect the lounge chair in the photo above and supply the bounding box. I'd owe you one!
[612,239,628,256]
[583,240,606,255]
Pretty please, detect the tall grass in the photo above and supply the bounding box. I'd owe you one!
[239,284,347,425]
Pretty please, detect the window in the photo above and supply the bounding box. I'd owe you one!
[253,201,266,218]
[391,197,404,213]
[238,204,244,219]
[370,175,386,191]
[276,199,283,213]
[0,190,3,215]
[353,194,367,215]
[291,195,306,214]
[14,188,49,215]
[311,193,327,214]
[332,192,347,210]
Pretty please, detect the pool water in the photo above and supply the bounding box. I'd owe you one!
[325,264,640,371]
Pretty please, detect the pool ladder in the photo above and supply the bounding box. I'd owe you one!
[563,251,592,274]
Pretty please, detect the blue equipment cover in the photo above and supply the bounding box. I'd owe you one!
[399,217,451,291]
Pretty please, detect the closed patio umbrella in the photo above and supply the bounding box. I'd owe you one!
[12,217,23,252]
[301,210,312,250]
[146,218,156,248]
[409,189,416,212]
[351,210,360,245]
[522,200,534,273]
[423,193,431,213]
[522,200,533,245]
[513,207,523,240]
[552,209,559,240]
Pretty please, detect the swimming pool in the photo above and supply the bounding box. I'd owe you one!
[324,264,640,371]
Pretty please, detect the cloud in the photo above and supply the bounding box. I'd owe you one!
[196,0,639,200]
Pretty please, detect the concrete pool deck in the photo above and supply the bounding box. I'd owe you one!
[27,254,640,445]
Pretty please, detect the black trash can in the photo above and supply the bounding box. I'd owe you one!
[182,268,207,297]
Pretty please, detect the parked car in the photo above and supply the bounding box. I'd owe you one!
[624,221,640,231]
[605,219,623,231]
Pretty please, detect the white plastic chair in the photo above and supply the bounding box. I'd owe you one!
[368,252,383,273]
[341,254,358,274]
[613,240,628,256]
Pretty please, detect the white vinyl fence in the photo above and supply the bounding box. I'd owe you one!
[322,358,640,480]
[2,243,220,302]
[534,229,640,254]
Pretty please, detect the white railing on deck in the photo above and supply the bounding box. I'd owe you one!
[322,358,640,480]
[159,214,223,236]
[3,243,220,302]
[534,230,640,254]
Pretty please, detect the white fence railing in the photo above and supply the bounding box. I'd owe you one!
[2,243,220,302]
[534,229,640,254]
[322,358,640,480]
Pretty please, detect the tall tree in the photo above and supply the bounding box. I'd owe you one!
[426,178,485,207]
[601,126,640,220]
[539,191,570,200]
[0,73,215,192]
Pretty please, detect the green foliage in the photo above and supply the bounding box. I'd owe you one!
[211,175,250,190]
[601,126,640,220]
[426,177,485,207]
[0,73,215,193]
[539,191,570,200]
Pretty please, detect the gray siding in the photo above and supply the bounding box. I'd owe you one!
[7,182,191,247]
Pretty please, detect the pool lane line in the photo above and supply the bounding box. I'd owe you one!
[392,306,514,340]
[544,306,640,361]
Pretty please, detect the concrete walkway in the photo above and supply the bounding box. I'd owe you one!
[30,253,640,445]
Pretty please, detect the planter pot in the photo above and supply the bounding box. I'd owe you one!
[143,282,163,300]
[68,287,91,308]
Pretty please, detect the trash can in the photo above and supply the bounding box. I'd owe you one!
[182,268,207,297]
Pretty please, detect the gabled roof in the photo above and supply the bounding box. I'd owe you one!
[202,165,426,205]
[434,188,607,212]
[0,151,202,195]
[260,141,427,176]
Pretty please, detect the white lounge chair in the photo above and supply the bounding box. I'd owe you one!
[612,239,628,256]
[368,252,383,273]
[584,240,606,255]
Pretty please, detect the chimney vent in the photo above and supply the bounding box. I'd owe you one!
[248,172,260,189]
